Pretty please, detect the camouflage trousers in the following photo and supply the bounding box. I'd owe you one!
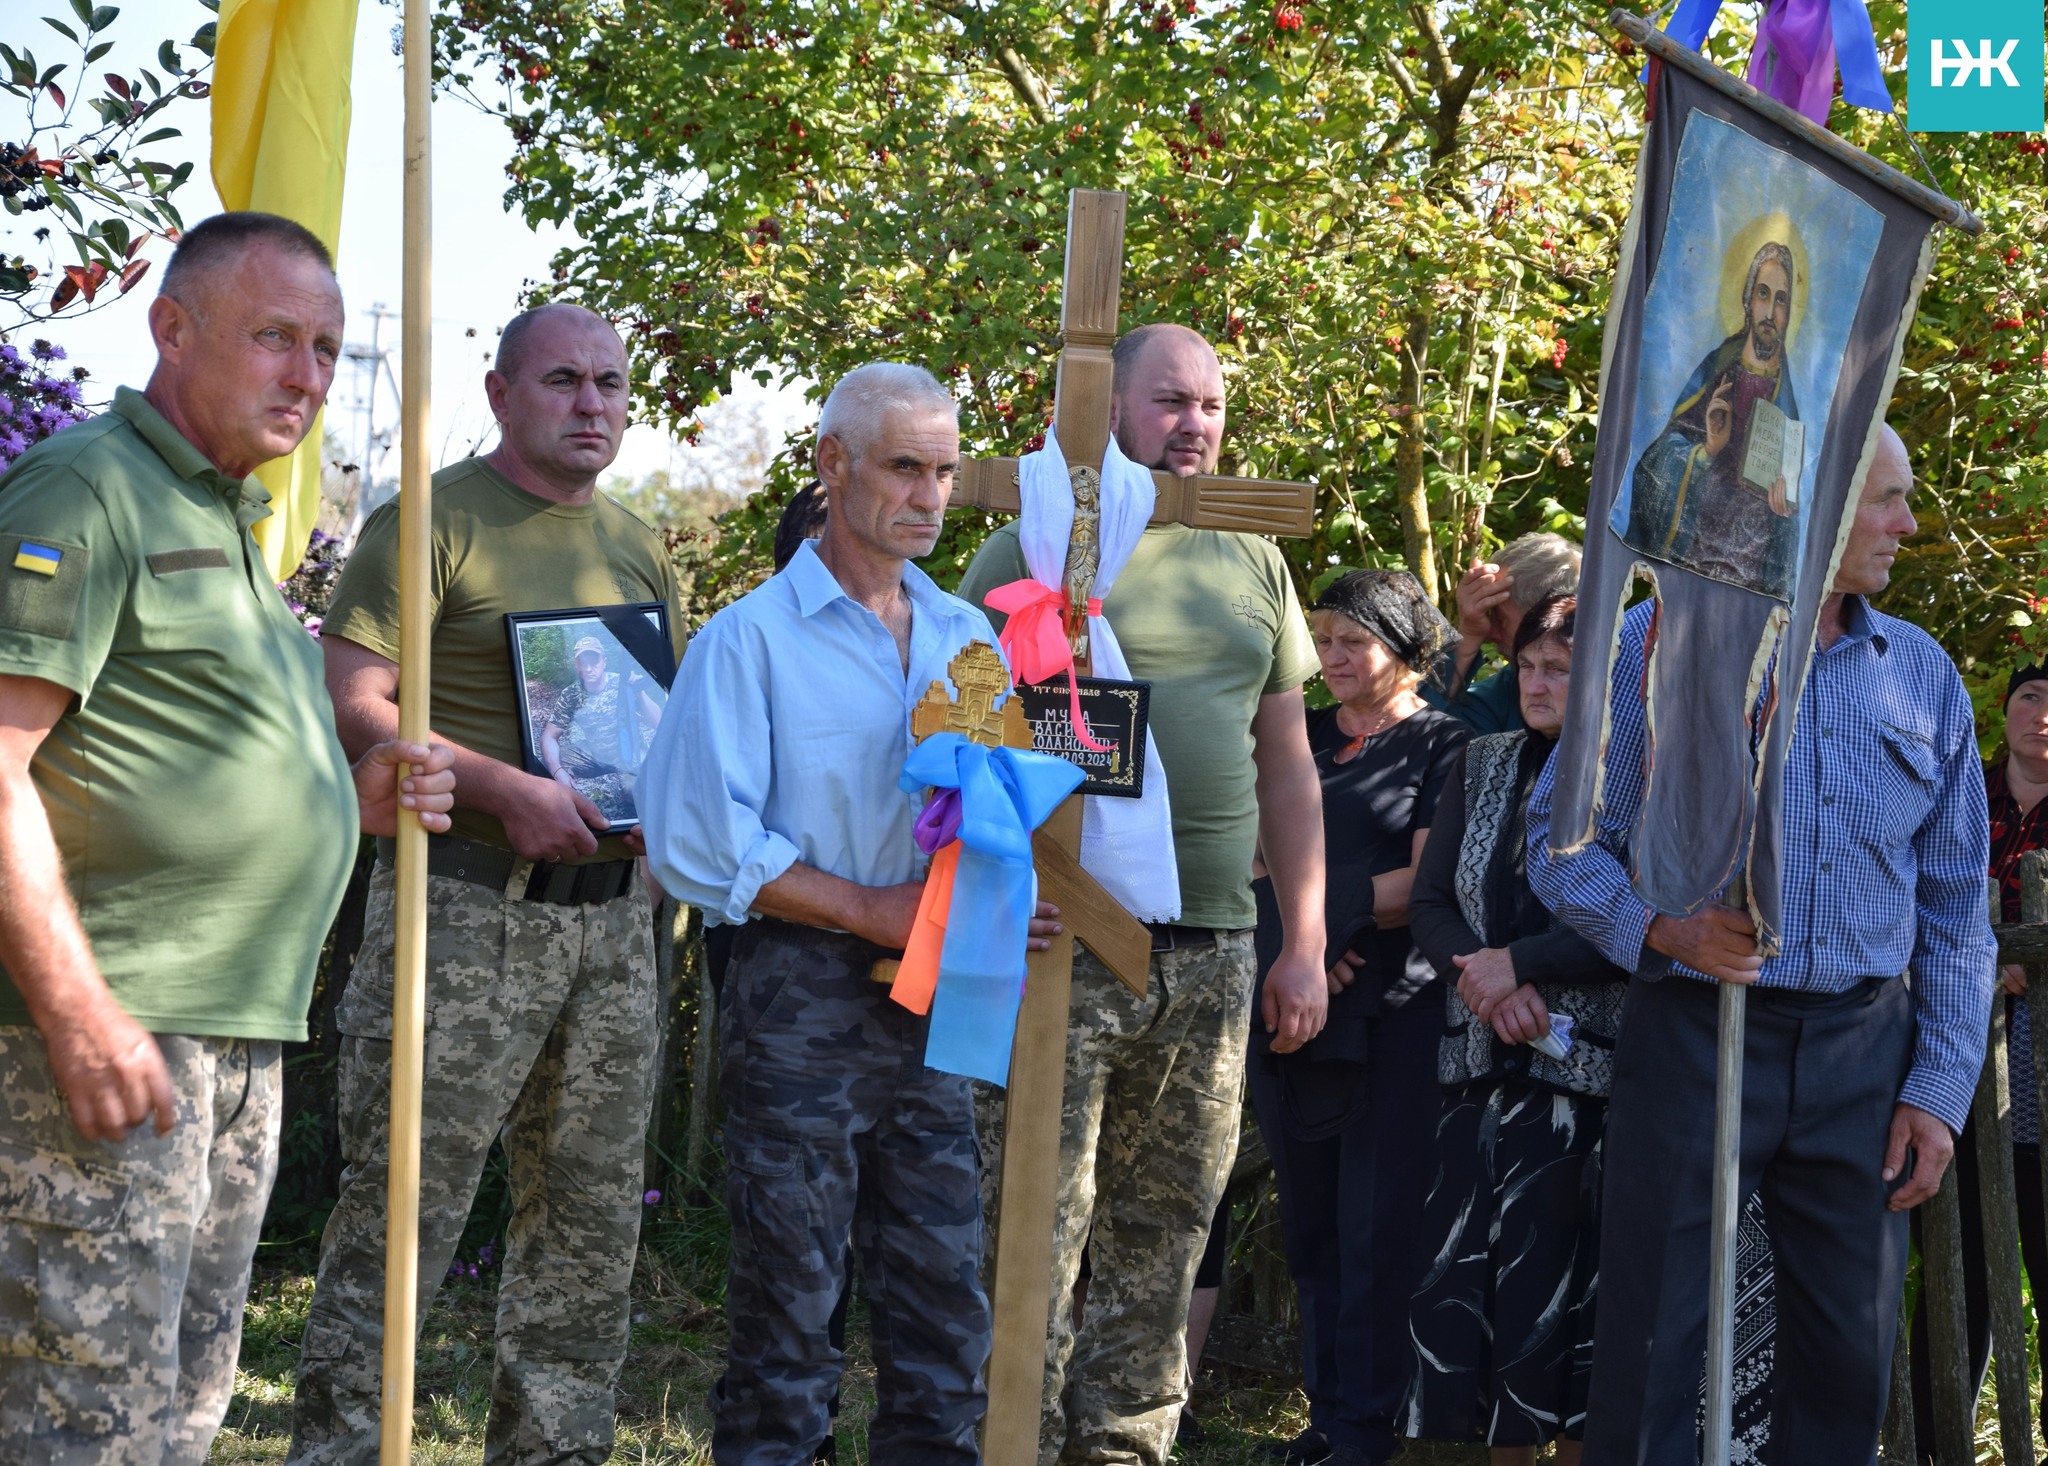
[289,863,658,1466]
[0,1026,281,1465]
[976,930,1255,1466]
[715,920,989,1466]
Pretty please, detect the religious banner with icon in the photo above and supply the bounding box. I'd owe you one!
[1549,24,1968,950]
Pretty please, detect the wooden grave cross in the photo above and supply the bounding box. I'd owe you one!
[952,188,1317,1466]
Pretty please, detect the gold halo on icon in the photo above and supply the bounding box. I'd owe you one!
[1718,211,1808,348]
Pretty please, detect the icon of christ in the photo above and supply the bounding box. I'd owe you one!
[1624,237,1804,600]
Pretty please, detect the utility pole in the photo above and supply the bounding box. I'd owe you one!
[341,302,397,545]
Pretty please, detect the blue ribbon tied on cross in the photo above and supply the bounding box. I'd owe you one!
[899,732,1083,1086]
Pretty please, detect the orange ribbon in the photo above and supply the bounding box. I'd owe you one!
[891,842,960,1015]
[983,578,1114,754]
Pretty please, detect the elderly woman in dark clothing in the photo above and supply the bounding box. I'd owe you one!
[1249,569,1469,1466]
[1398,595,1626,1466]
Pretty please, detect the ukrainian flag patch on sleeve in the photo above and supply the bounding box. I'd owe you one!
[0,535,88,640]
[13,542,62,576]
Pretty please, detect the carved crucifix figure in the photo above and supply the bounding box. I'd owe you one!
[971,189,1317,1465]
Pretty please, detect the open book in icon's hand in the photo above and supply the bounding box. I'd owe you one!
[1741,397,1804,509]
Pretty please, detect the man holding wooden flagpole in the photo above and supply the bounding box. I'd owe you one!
[0,212,454,1465]
[1528,428,1995,1461]
[287,300,684,1466]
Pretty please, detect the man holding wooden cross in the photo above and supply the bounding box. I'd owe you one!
[641,362,1064,1465]
[0,212,455,1464]
[961,322,1329,1465]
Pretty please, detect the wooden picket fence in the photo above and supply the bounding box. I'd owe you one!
[1885,847,2048,1465]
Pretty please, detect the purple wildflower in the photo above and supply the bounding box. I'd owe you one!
[0,340,92,471]
[643,1189,662,1206]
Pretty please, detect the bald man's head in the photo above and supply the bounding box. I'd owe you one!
[495,303,620,382]
[1831,424,1918,598]
[1109,324,1225,475]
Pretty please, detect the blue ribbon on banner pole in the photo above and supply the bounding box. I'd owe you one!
[1644,0,1892,115]
[1827,0,1892,113]
[900,733,1084,1085]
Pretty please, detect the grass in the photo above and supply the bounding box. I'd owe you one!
[206,1243,1508,1466]
[206,1222,2022,1465]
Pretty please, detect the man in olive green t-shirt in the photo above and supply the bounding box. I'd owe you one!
[290,305,684,1466]
[0,213,455,1465]
[957,323,1328,1466]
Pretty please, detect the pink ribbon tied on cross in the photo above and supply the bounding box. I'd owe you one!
[983,578,1115,754]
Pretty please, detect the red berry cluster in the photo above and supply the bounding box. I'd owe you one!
[1274,2,1303,31]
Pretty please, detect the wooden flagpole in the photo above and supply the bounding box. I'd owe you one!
[379,0,432,1458]
[1702,978,1743,1465]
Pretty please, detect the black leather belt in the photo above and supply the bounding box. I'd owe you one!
[374,835,637,906]
[1147,923,1218,953]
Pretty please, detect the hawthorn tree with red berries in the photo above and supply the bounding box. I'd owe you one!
[438,0,1639,606]
[435,0,2043,693]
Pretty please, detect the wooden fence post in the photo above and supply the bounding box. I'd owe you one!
[1971,991,2032,1463]
[2024,852,2048,1289]
[1920,1152,1977,1465]
[681,906,719,1186]
[1881,1290,1918,1466]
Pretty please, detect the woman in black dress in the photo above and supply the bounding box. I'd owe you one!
[1399,594,1625,1465]
[1249,569,1468,1466]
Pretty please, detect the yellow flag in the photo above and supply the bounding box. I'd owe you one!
[210,0,360,584]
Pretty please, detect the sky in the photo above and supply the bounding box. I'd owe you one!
[14,0,801,486]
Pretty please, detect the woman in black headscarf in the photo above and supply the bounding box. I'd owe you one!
[1249,569,1469,1466]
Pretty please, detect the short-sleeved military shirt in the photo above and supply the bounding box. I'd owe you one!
[0,389,359,1041]
[322,457,685,862]
[961,520,1320,929]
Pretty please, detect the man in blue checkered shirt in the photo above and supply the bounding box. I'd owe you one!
[1527,425,1997,1463]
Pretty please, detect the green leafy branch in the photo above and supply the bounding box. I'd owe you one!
[1,0,218,324]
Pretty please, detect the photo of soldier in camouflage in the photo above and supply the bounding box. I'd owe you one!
[518,621,667,828]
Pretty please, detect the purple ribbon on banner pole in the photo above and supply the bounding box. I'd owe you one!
[1652,0,1892,123]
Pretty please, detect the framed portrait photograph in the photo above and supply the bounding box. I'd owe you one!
[504,602,677,832]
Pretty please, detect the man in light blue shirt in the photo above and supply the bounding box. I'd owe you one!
[643,362,1052,1465]
[1527,426,1995,1462]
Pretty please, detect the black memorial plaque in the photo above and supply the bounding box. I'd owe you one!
[1015,676,1150,798]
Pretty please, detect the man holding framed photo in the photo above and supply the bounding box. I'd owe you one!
[289,304,685,1466]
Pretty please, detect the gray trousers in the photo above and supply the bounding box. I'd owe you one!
[1584,974,1914,1466]
[714,920,989,1466]
[0,1027,281,1465]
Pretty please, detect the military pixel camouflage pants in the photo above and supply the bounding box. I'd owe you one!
[0,1026,281,1465]
[977,931,1255,1466]
[715,920,989,1466]
[289,864,657,1466]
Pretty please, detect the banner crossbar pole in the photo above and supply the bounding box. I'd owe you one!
[1612,9,1983,236]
